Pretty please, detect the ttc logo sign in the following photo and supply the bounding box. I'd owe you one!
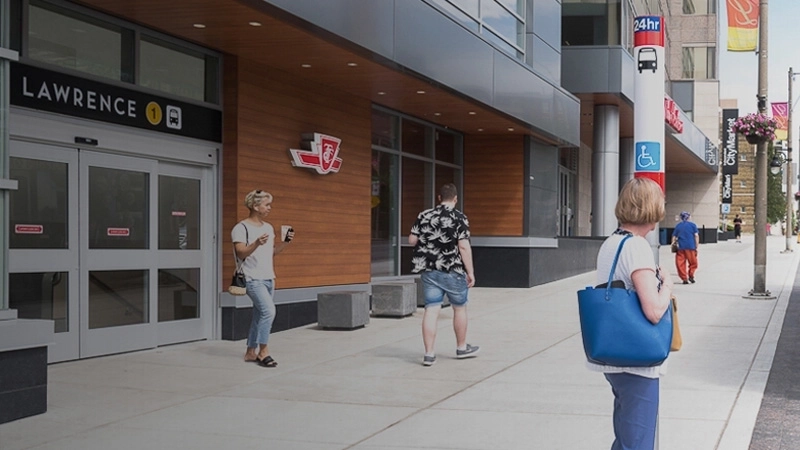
[635,142,661,172]
[289,133,343,175]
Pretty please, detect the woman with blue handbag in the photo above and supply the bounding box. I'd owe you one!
[589,178,674,450]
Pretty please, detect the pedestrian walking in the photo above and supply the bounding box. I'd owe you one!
[588,177,674,450]
[232,189,294,368]
[409,183,479,366]
[672,211,699,284]
[733,214,743,243]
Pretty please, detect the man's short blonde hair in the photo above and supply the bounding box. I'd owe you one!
[244,190,272,210]
[615,178,665,225]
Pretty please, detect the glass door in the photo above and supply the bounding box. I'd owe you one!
[80,151,158,357]
[9,141,80,362]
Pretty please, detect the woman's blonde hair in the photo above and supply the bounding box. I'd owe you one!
[615,178,665,225]
[244,189,273,210]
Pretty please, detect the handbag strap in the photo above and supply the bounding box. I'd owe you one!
[605,234,632,299]
[233,223,249,271]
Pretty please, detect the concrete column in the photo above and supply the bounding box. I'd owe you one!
[591,105,620,236]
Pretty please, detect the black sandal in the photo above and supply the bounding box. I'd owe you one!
[257,355,277,367]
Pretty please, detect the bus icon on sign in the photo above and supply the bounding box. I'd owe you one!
[638,47,657,73]
[166,105,182,130]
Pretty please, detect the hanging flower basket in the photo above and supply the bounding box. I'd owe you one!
[731,113,778,145]
[745,134,767,145]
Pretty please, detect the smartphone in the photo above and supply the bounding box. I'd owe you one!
[655,267,663,291]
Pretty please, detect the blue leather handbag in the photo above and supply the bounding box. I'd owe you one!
[577,235,673,367]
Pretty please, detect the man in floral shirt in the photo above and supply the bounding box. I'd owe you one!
[409,183,478,366]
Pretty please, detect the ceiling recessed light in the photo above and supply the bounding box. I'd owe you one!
[301,64,312,68]
[377,91,386,95]
[478,128,484,132]
[347,62,358,67]
[433,112,441,116]
[468,111,476,115]
[416,90,426,94]
[248,21,262,27]
[508,127,515,131]
[193,23,206,29]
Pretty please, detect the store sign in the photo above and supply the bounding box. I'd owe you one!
[722,109,739,175]
[664,97,684,133]
[705,138,718,166]
[633,16,666,190]
[721,173,733,204]
[289,133,343,174]
[10,63,221,142]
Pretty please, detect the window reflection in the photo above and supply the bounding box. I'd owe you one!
[10,272,69,333]
[88,270,148,329]
[140,36,206,102]
[159,176,200,250]
[370,151,399,277]
[10,157,68,249]
[89,167,149,249]
[158,268,199,322]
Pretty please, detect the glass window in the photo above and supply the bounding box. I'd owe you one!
[89,269,148,328]
[159,175,200,250]
[372,109,400,149]
[683,0,716,15]
[370,150,399,277]
[27,1,133,82]
[562,0,617,46]
[89,166,149,249]
[401,119,431,157]
[435,131,457,164]
[400,157,433,275]
[10,272,69,332]
[10,157,68,249]
[140,36,206,103]
[481,0,524,48]
[158,268,199,322]
[682,46,716,80]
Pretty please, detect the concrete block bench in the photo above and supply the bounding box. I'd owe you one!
[371,283,416,317]
[414,277,450,308]
[317,290,370,329]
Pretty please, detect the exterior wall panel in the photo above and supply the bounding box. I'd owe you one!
[223,57,373,289]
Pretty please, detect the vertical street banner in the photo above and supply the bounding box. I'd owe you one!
[633,15,665,191]
[722,173,733,204]
[726,0,759,52]
[771,102,788,141]
[722,109,739,175]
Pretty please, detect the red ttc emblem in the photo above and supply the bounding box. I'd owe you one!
[289,133,343,174]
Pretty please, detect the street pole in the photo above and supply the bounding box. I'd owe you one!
[750,0,770,296]
[784,67,794,253]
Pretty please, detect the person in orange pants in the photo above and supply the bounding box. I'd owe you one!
[672,211,699,284]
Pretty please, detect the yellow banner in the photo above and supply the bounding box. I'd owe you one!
[727,0,759,52]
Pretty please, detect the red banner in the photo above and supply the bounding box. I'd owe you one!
[772,102,788,141]
[727,0,759,52]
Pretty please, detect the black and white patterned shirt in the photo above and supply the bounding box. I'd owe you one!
[410,204,471,274]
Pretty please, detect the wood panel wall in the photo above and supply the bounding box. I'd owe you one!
[222,56,372,289]
[463,135,524,236]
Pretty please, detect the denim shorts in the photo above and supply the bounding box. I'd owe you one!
[420,270,469,308]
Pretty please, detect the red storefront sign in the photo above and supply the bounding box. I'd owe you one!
[664,97,684,133]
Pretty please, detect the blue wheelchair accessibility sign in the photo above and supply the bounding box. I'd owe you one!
[635,142,661,171]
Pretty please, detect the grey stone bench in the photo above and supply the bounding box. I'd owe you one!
[371,283,416,317]
[317,290,370,329]
[414,277,451,308]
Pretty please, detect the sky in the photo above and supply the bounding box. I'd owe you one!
[719,0,800,152]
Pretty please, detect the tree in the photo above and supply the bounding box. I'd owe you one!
[767,142,787,225]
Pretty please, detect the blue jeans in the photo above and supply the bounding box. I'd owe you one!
[605,373,659,450]
[246,279,275,348]
[420,270,468,307]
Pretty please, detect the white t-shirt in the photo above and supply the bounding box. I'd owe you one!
[231,221,276,281]
[586,233,668,378]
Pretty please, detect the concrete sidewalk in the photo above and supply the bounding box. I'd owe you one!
[1,234,798,450]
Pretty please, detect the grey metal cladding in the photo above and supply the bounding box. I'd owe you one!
[260,0,395,58]
[561,47,635,103]
[394,0,495,105]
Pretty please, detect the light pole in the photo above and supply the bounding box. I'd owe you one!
[750,0,770,297]
[783,68,799,252]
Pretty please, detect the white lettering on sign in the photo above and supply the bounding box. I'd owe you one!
[14,224,43,234]
[22,76,137,118]
[107,227,130,237]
